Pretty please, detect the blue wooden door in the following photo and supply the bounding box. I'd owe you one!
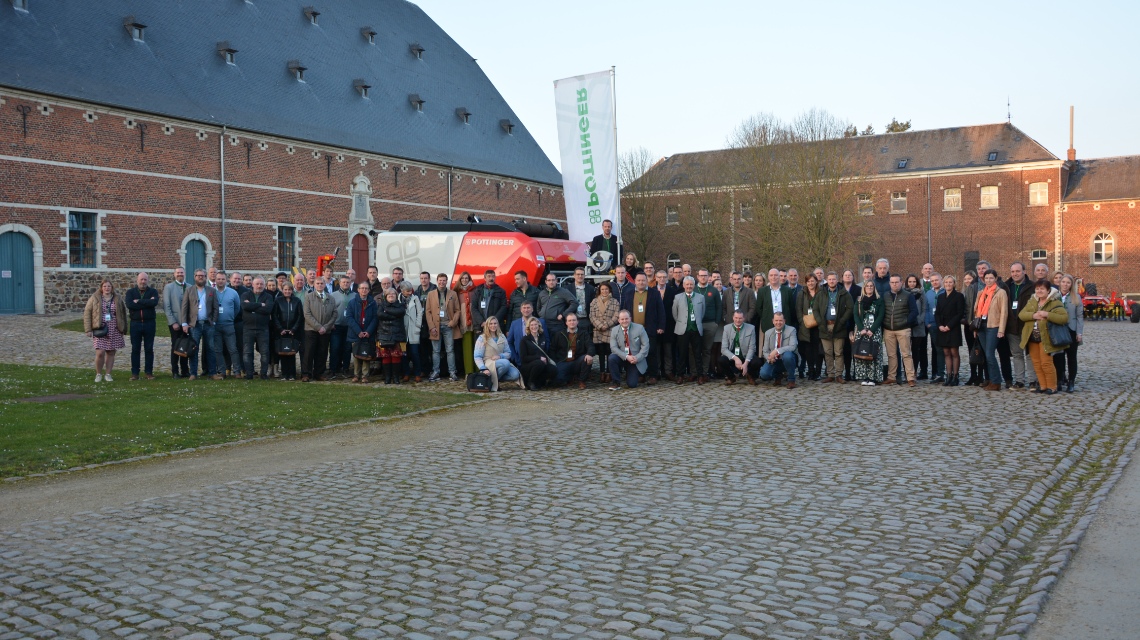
[185,240,206,276]
[0,231,35,314]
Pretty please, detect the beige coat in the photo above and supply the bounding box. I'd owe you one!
[83,292,128,334]
[425,288,462,333]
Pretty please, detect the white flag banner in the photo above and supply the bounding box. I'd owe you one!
[554,69,620,247]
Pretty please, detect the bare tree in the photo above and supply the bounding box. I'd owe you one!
[619,147,667,263]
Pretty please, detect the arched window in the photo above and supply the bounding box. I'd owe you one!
[1092,232,1115,265]
[666,253,681,269]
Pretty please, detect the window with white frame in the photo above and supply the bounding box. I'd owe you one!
[1029,182,1048,206]
[980,186,999,209]
[700,205,713,225]
[741,259,752,273]
[857,193,873,216]
[1031,249,1047,260]
[739,202,753,221]
[891,191,907,213]
[666,253,680,269]
[665,206,679,225]
[944,188,962,211]
[1092,232,1115,265]
[68,211,98,268]
[277,225,297,270]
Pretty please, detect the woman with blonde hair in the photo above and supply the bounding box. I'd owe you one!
[84,279,129,382]
[474,316,522,391]
[622,252,640,281]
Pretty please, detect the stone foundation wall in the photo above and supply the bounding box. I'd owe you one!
[43,271,283,313]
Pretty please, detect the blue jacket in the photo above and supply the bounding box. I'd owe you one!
[923,287,939,326]
[346,294,378,342]
[507,317,548,366]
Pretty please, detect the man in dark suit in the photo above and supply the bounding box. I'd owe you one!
[756,268,796,333]
[471,269,507,332]
[628,272,665,383]
[550,313,595,389]
[588,219,622,271]
[654,269,679,381]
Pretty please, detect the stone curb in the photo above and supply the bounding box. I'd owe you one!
[3,394,500,484]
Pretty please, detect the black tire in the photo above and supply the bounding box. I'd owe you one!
[1131,303,1140,323]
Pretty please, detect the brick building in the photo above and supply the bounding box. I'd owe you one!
[623,123,1140,295]
[0,0,565,314]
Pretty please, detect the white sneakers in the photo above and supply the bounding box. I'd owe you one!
[861,380,875,386]
[95,373,103,382]
[104,373,113,382]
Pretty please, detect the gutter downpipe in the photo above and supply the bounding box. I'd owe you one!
[447,167,453,220]
[220,125,227,269]
[926,175,932,263]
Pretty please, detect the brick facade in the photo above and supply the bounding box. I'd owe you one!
[0,91,567,312]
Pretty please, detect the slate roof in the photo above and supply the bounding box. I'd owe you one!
[0,0,561,186]
[1064,156,1140,202]
[628,123,1059,192]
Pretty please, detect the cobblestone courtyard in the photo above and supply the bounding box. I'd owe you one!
[2,317,1138,640]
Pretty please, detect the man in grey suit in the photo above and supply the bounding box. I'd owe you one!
[672,276,706,384]
[162,266,190,378]
[607,310,650,390]
[759,312,799,389]
[718,310,758,384]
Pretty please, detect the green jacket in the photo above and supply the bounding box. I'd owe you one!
[1018,292,1070,355]
[854,295,885,334]
[695,285,722,324]
[813,285,854,340]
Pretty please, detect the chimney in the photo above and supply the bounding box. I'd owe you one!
[1067,106,1076,162]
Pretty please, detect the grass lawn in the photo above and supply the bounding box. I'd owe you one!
[53,314,171,337]
[0,363,478,478]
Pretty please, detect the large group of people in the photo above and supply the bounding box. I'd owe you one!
[82,244,1085,395]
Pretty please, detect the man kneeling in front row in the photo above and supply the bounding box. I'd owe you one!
[551,313,595,389]
[759,312,799,389]
[607,310,650,390]
[718,310,759,384]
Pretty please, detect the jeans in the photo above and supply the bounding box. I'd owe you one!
[243,325,270,377]
[607,353,641,388]
[555,356,591,384]
[403,342,422,379]
[129,320,155,376]
[1007,332,1036,385]
[189,323,216,376]
[329,325,350,374]
[489,358,520,381]
[432,325,456,377]
[759,351,798,382]
[982,327,1002,383]
[213,323,241,377]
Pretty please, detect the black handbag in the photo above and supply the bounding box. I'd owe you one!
[969,340,986,366]
[277,336,299,357]
[172,334,196,358]
[1048,322,1072,348]
[970,316,984,331]
[466,371,493,393]
[91,325,109,338]
[352,339,376,360]
[853,337,879,361]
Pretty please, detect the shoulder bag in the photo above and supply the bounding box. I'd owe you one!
[352,339,376,360]
[466,371,493,393]
[277,335,299,357]
[853,336,878,361]
[172,334,196,357]
[1047,318,1072,348]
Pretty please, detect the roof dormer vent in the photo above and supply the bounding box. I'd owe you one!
[500,119,515,135]
[409,94,424,112]
[11,0,28,12]
[303,6,319,24]
[354,79,372,99]
[124,16,146,41]
[987,151,999,161]
[217,42,238,65]
[361,26,377,44]
[456,108,472,124]
[410,43,425,59]
[288,60,307,82]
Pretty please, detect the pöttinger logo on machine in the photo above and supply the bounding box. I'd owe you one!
[465,235,515,244]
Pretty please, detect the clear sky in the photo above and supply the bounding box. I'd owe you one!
[415,0,1138,169]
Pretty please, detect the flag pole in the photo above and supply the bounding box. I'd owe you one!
[611,65,622,256]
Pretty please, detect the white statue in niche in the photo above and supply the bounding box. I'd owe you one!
[350,172,373,223]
